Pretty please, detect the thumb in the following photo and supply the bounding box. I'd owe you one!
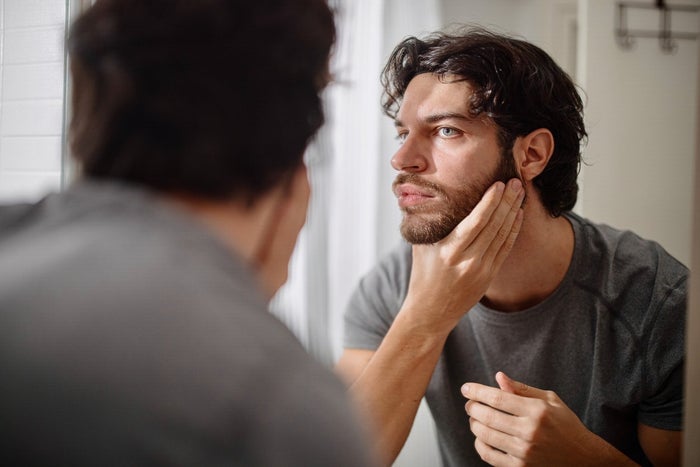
[495,371,517,393]
[495,371,549,399]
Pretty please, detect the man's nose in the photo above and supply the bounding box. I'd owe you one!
[390,136,428,173]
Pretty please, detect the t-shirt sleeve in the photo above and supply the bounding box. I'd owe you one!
[638,273,687,431]
[343,243,411,350]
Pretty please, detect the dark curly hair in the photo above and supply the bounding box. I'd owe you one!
[68,0,335,202]
[381,26,587,217]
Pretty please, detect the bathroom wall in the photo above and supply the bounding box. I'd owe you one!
[577,0,699,267]
[0,0,67,203]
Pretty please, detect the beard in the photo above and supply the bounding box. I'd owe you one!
[396,151,521,244]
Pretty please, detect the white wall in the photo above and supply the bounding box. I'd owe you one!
[442,0,578,75]
[0,0,66,203]
[577,0,698,266]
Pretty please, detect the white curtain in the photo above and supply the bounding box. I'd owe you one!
[270,0,441,365]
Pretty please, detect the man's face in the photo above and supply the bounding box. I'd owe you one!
[391,73,519,244]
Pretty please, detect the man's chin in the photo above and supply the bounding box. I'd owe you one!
[400,215,457,245]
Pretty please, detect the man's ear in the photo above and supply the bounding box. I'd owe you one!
[512,128,554,182]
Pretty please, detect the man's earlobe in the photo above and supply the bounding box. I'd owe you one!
[516,129,554,182]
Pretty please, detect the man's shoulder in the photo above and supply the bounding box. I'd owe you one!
[567,211,688,277]
[0,199,48,244]
[0,182,260,323]
[342,241,412,347]
[566,212,688,321]
[377,240,412,272]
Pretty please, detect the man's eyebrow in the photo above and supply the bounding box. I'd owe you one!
[394,112,473,127]
[424,112,472,123]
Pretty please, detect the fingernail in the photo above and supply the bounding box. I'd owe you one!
[510,179,522,192]
[461,384,470,395]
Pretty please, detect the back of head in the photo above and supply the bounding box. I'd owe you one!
[382,26,587,217]
[68,0,335,202]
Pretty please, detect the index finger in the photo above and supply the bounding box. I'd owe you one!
[460,381,527,416]
[451,179,523,246]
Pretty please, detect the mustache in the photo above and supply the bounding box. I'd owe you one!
[392,173,447,196]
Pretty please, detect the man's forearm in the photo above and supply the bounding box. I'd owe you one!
[346,308,453,466]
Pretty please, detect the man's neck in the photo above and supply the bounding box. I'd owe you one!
[482,199,575,312]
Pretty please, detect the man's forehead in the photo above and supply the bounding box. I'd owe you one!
[396,73,475,125]
[405,72,473,93]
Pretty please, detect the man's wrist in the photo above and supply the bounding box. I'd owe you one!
[394,303,459,346]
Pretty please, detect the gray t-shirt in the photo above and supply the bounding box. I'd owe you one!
[344,212,687,466]
[0,181,375,467]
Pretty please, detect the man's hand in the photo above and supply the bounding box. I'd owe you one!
[402,179,525,335]
[336,179,525,466]
[462,372,637,466]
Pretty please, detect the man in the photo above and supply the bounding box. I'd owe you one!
[337,27,686,466]
[0,1,376,465]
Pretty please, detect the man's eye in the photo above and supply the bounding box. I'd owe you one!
[437,127,459,137]
[396,132,408,144]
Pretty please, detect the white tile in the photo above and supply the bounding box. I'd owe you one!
[2,62,65,100]
[0,135,62,171]
[0,100,64,136]
[3,26,64,64]
[5,0,66,29]
[0,170,60,203]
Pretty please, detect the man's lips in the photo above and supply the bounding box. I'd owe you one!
[393,183,436,208]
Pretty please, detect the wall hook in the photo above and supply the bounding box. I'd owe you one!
[615,0,698,54]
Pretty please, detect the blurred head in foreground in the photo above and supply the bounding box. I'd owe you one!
[68,0,336,294]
